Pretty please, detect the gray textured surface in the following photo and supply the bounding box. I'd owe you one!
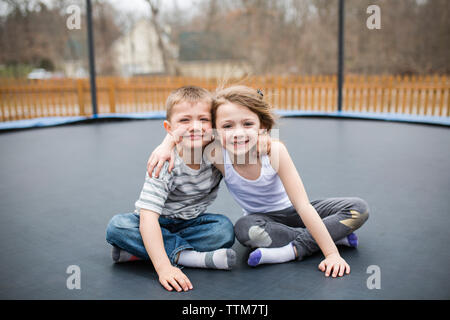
[0,118,449,299]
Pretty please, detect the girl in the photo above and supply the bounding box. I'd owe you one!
[148,85,369,278]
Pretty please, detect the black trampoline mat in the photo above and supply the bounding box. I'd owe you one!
[0,117,449,299]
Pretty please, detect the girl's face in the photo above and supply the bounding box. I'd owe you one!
[215,102,261,157]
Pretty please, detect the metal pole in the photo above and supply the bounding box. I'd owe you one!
[337,0,345,112]
[86,0,98,117]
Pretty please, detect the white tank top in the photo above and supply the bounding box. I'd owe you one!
[223,148,293,215]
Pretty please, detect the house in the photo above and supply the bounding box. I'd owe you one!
[112,19,177,77]
[62,32,89,78]
[177,31,252,78]
[112,23,252,78]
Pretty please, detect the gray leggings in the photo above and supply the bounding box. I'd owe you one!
[234,197,370,260]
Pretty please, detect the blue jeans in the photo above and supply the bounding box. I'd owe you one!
[106,212,235,266]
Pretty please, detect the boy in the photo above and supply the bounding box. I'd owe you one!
[106,86,236,293]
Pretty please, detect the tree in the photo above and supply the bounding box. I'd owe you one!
[145,0,180,75]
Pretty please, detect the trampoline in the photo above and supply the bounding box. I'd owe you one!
[0,117,449,300]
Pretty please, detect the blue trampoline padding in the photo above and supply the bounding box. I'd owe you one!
[0,116,89,130]
[0,112,167,130]
[0,110,449,130]
[275,110,450,126]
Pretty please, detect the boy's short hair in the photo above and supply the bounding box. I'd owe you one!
[165,86,213,121]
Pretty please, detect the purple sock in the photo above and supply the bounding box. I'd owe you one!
[347,233,358,247]
[248,249,262,267]
[336,233,358,247]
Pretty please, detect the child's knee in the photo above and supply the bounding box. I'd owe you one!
[352,197,370,216]
[105,216,119,244]
[354,197,370,225]
[341,197,370,231]
[211,215,235,248]
[234,216,271,248]
[234,216,253,242]
[105,213,136,243]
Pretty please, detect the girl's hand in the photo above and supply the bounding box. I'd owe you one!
[147,145,175,178]
[158,265,193,292]
[318,252,350,277]
[257,130,272,155]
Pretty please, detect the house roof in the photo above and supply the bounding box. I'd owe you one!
[178,31,237,61]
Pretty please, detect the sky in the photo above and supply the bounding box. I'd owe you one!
[0,0,196,17]
[108,0,196,17]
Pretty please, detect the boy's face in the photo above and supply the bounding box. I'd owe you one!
[164,101,213,150]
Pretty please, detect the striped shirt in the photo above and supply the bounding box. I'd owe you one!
[134,151,223,220]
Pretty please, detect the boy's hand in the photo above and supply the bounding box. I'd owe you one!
[147,145,175,178]
[318,252,350,277]
[157,265,193,292]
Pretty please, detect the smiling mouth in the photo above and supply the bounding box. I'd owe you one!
[187,135,203,140]
[231,139,250,147]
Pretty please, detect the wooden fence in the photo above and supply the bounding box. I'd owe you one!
[0,75,449,122]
